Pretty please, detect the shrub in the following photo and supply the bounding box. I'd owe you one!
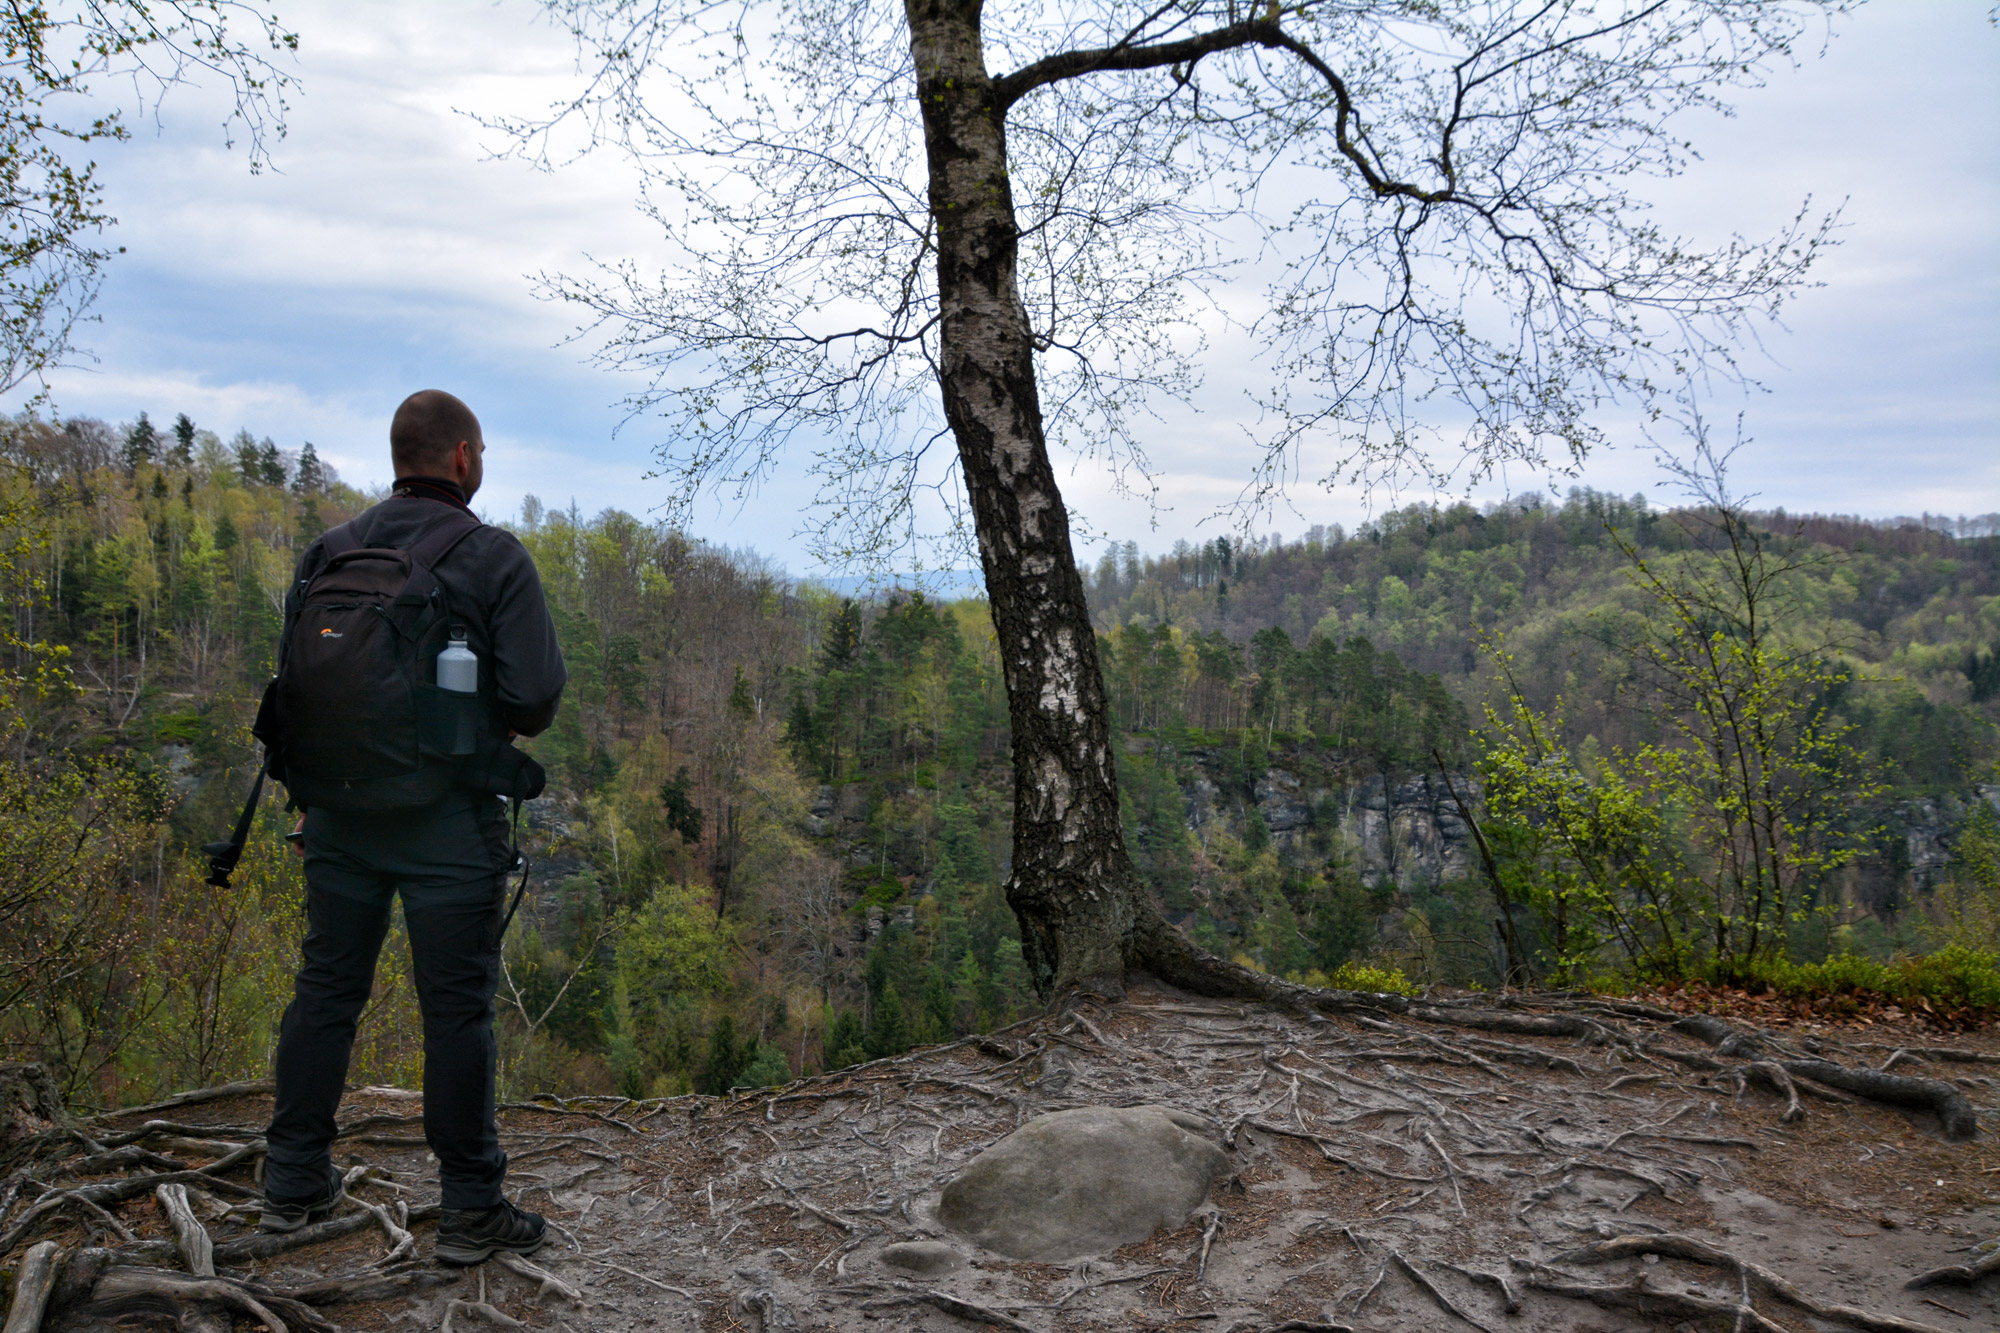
[1288,961,1419,997]
[1698,947,2000,1019]
[735,1044,794,1089]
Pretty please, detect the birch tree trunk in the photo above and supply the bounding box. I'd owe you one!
[905,0,1147,995]
[905,0,1295,1002]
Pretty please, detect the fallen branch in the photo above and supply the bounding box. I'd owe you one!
[585,1259,699,1299]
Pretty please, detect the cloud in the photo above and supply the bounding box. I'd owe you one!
[7,0,1994,568]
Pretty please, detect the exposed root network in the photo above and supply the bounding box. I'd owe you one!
[2,983,1996,1331]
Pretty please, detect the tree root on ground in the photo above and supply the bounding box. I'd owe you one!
[1,1240,60,1333]
[1781,1060,1978,1141]
[846,1283,1039,1332]
[1904,1243,2000,1290]
[1516,1261,1792,1333]
[1555,1233,1949,1333]
[3,975,1990,1333]
[67,1265,341,1333]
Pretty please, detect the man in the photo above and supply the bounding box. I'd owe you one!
[259,390,566,1265]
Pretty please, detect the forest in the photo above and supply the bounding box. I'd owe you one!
[2,412,1996,1111]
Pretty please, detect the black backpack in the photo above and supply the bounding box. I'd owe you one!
[207,506,546,900]
[264,508,486,810]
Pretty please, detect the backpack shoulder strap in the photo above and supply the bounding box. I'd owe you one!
[407,507,483,572]
[318,520,363,562]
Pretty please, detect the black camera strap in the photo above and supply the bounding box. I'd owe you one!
[202,753,271,889]
[499,781,533,937]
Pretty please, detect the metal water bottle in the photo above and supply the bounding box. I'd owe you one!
[437,630,479,755]
[438,630,478,693]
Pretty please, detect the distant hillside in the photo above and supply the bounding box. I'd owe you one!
[1083,491,2000,797]
[3,410,1995,1112]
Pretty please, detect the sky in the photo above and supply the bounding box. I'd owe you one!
[10,0,1997,579]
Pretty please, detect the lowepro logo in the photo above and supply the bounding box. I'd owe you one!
[319,628,342,638]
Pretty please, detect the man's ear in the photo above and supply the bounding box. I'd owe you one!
[453,438,473,479]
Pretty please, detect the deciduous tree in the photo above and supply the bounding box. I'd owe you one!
[511,0,1849,999]
[0,3,296,397]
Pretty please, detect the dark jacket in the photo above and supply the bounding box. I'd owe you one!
[283,476,567,744]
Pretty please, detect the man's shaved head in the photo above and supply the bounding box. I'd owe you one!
[391,390,482,478]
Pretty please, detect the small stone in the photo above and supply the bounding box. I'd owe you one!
[879,1241,965,1275]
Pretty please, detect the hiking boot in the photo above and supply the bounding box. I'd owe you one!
[259,1168,345,1233]
[435,1198,546,1265]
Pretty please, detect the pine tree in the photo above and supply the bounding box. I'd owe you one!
[699,1014,750,1093]
[292,442,326,495]
[168,413,196,468]
[727,665,756,721]
[121,413,158,473]
[864,982,909,1060]
[256,439,285,487]
[825,1007,865,1071]
[233,430,260,485]
[919,965,953,1045]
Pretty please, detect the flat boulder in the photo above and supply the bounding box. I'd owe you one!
[937,1104,1230,1261]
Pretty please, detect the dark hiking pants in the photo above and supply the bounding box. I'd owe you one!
[264,797,512,1211]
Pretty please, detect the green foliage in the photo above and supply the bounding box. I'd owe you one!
[824,1007,864,1070]
[1685,947,2000,1019]
[736,1043,793,1089]
[1101,621,1467,769]
[1286,962,1418,997]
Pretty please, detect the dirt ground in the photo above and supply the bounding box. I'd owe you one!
[15,982,2000,1332]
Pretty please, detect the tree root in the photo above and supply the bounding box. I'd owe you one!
[155,1180,215,1275]
[1,1239,60,1333]
[854,1284,1038,1332]
[1556,1232,1950,1332]
[1905,1243,2000,1290]
[1518,1262,1790,1332]
[339,1166,414,1265]
[1743,1062,1806,1123]
[1781,1060,1979,1141]
[1388,1250,1492,1333]
[87,1081,276,1123]
[0,1167,259,1256]
[69,1264,341,1333]
[210,1202,441,1265]
[491,1251,584,1305]
[733,1285,804,1333]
